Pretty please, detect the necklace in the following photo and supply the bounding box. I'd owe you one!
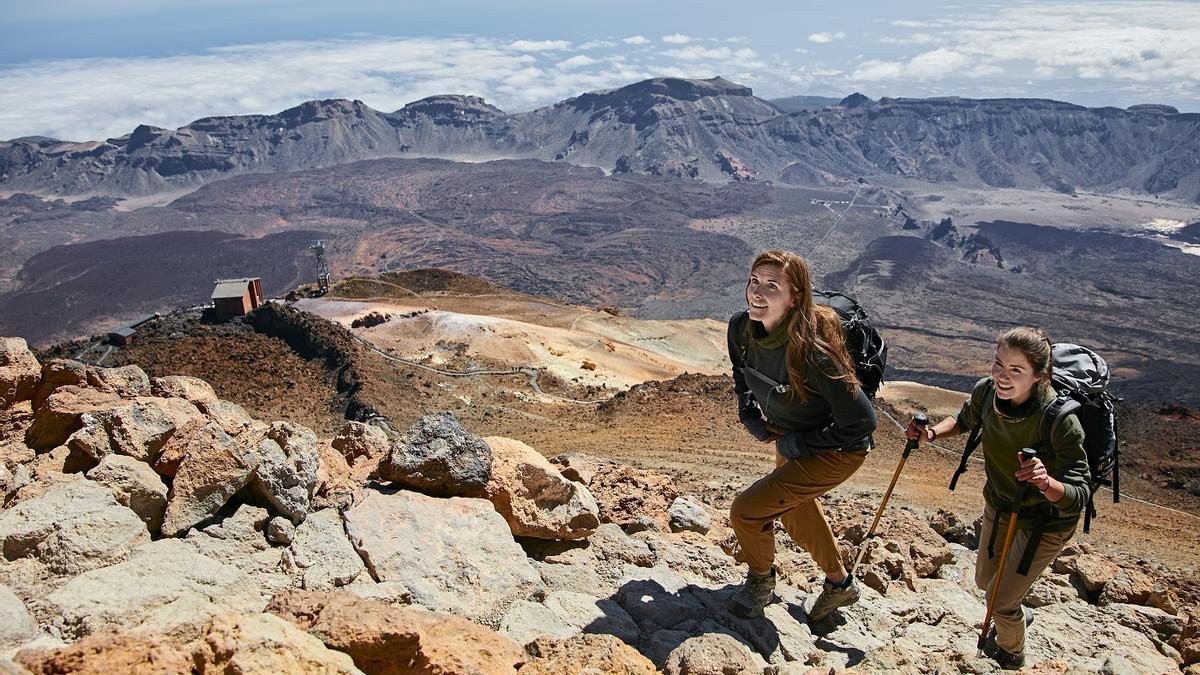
[991,389,1040,423]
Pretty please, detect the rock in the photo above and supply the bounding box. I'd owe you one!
[0,337,40,408]
[483,436,600,540]
[615,565,705,628]
[312,441,361,510]
[185,506,288,583]
[584,461,677,531]
[375,412,492,497]
[247,421,320,524]
[194,398,255,438]
[0,479,148,575]
[1,400,35,457]
[282,509,365,590]
[0,585,39,649]
[267,516,296,545]
[331,421,389,467]
[928,508,978,548]
[196,612,363,674]
[544,590,640,643]
[85,454,169,534]
[523,633,657,674]
[666,633,763,675]
[1099,568,1155,606]
[31,359,87,410]
[267,588,525,675]
[500,600,576,645]
[67,398,201,463]
[42,538,273,640]
[1058,553,1120,593]
[150,375,218,403]
[160,421,260,537]
[13,629,193,675]
[25,386,122,451]
[548,453,606,485]
[625,515,660,534]
[85,366,150,398]
[668,496,712,534]
[342,489,542,627]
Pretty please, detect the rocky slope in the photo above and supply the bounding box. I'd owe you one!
[4,77,1199,201]
[3,328,1199,673]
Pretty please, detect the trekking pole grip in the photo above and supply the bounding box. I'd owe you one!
[902,413,928,458]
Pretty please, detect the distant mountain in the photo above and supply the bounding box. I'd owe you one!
[3,77,1199,202]
[768,94,842,113]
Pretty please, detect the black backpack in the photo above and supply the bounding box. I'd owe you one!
[734,289,888,399]
[948,343,1120,533]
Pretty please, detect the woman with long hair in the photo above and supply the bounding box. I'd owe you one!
[727,249,877,620]
[906,327,1089,670]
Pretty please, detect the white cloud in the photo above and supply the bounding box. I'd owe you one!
[578,39,616,50]
[662,33,691,44]
[0,36,662,140]
[622,35,650,45]
[851,48,968,81]
[557,55,598,70]
[1034,66,1057,78]
[808,31,845,44]
[880,33,937,45]
[509,40,571,52]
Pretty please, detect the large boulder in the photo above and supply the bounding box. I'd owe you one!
[24,386,122,451]
[268,589,525,675]
[282,509,366,590]
[85,366,150,399]
[85,454,169,534]
[1,400,35,465]
[196,612,363,674]
[41,538,273,640]
[13,629,194,675]
[67,398,202,464]
[194,398,255,438]
[0,585,39,649]
[247,421,320,524]
[522,633,658,674]
[31,359,87,410]
[483,436,600,540]
[160,421,260,537]
[668,496,712,535]
[150,375,218,403]
[331,420,389,471]
[375,412,492,497]
[342,489,542,627]
[184,505,287,582]
[665,633,766,675]
[312,441,361,510]
[0,479,148,575]
[0,337,40,409]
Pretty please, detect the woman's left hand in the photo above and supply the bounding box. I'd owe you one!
[1015,454,1050,492]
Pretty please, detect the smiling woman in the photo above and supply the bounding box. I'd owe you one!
[724,249,878,621]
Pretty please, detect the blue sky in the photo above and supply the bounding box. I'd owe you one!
[2,0,1199,141]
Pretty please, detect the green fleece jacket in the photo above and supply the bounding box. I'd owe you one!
[956,377,1091,532]
[728,311,877,459]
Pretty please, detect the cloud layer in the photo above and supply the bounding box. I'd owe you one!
[2,2,1199,141]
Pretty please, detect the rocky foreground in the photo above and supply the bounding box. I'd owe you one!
[0,335,1197,674]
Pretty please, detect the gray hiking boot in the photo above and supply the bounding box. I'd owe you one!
[729,568,776,618]
[807,576,860,622]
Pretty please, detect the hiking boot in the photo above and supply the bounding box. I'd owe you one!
[729,568,776,618]
[983,639,1026,670]
[807,576,860,622]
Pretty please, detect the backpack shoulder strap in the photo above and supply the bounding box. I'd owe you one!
[949,378,993,491]
[1039,395,1082,450]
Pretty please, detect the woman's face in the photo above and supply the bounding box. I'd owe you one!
[991,343,1041,405]
[746,263,794,331]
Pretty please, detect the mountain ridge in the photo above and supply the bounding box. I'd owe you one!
[4,76,1199,201]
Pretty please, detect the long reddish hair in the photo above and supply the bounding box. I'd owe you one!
[747,250,859,401]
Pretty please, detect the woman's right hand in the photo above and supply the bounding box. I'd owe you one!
[905,418,933,442]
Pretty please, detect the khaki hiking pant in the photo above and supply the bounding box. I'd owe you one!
[975,502,1075,654]
[730,448,868,576]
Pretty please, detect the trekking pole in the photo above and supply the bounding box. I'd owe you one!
[850,413,927,574]
[977,448,1037,658]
